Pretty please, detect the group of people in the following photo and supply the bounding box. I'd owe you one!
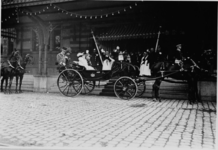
[56,44,184,75]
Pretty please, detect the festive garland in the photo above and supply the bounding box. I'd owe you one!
[2,2,139,23]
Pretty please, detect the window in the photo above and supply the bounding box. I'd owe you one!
[1,28,16,55]
[32,28,39,51]
[52,29,61,51]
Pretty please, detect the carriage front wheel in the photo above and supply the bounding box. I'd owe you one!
[114,76,138,100]
[57,69,83,97]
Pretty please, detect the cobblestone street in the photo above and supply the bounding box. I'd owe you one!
[0,92,216,149]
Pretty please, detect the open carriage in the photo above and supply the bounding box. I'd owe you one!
[57,31,146,100]
[57,61,143,100]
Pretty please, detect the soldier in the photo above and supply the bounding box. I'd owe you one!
[7,48,22,69]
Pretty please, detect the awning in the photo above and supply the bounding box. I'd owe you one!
[96,23,160,41]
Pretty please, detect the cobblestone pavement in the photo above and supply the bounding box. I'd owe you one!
[0,92,216,149]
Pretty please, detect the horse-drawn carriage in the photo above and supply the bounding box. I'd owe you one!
[57,60,143,100]
[57,31,215,104]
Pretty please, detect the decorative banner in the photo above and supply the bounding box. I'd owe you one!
[2,2,140,23]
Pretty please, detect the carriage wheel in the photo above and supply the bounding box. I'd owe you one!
[81,80,95,95]
[114,76,138,100]
[136,80,146,97]
[57,69,83,97]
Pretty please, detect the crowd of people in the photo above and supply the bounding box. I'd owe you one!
[55,44,188,76]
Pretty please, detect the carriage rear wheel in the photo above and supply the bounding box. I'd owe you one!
[57,69,83,97]
[81,80,95,95]
[114,76,138,100]
[136,80,146,97]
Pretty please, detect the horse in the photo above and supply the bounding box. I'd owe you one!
[150,57,204,105]
[1,50,21,93]
[13,54,33,93]
[1,53,32,93]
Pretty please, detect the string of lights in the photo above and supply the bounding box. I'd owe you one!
[2,2,139,23]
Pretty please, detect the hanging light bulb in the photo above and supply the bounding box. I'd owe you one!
[8,16,10,18]
[118,11,120,14]
[70,14,72,16]
[124,9,126,11]
[130,6,132,9]
[43,9,45,12]
[47,7,49,9]
[135,3,137,6]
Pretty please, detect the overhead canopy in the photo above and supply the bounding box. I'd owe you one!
[96,23,161,41]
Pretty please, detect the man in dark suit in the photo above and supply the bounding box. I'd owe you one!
[169,44,184,71]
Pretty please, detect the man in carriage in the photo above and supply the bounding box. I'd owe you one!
[56,47,71,71]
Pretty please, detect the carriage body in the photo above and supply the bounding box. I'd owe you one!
[57,60,139,100]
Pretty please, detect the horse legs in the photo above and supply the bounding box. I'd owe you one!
[187,78,198,105]
[8,76,14,94]
[152,79,162,102]
[3,77,9,94]
[15,75,19,93]
[1,77,5,92]
[18,75,23,93]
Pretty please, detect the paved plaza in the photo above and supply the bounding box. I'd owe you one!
[0,92,216,149]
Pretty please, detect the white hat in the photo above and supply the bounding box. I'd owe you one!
[77,52,84,57]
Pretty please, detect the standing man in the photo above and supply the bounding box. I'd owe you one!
[169,44,184,70]
[56,47,68,71]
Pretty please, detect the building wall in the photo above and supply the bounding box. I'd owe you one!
[14,22,93,76]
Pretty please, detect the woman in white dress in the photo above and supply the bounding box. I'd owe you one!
[102,50,115,70]
[139,51,151,76]
[77,52,95,70]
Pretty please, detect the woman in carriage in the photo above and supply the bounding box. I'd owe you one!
[77,52,95,70]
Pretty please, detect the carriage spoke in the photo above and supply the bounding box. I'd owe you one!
[114,77,137,100]
[57,69,83,97]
